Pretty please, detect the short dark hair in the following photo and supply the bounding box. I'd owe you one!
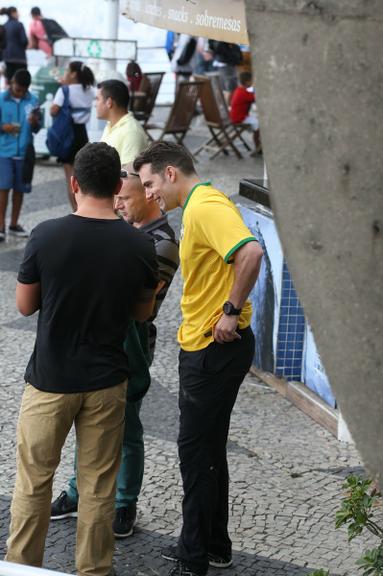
[133,142,196,177]
[239,71,253,85]
[73,142,121,198]
[31,6,41,16]
[13,69,31,88]
[97,80,130,110]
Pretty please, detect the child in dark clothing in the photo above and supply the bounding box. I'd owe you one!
[230,71,262,156]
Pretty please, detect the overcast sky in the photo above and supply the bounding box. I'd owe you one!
[1,0,166,46]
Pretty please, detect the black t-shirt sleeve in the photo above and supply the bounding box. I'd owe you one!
[139,234,160,291]
[17,230,40,284]
[143,236,160,289]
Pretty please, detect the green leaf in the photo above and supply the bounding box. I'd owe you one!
[356,545,383,575]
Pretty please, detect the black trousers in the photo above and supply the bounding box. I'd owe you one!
[176,327,255,575]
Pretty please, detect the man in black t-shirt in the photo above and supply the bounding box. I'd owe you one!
[5,142,159,576]
[50,162,180,539]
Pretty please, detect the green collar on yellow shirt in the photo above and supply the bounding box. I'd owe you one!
[182,181,211,213]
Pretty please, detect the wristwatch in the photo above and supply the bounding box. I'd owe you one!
[223,301,242,316]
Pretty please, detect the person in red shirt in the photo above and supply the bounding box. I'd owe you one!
[230,71,262,156]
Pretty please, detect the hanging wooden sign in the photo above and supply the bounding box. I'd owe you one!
[122,0,248,44]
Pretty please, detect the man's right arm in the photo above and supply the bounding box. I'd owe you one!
[16,281,41,316]
[17,230,41,316]
[131,237,160,321]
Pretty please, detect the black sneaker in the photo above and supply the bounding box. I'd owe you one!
[168,562,200,576]
[113,503,136,538]
[50,491,78,520]
[0,230,5,242]
[9,224,28,238]
[162,546,232,569]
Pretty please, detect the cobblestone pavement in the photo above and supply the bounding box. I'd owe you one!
[0,132,372,576]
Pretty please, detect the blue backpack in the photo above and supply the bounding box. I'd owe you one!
[46,85,74,158]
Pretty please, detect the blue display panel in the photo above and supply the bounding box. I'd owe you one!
[239,203,335,408]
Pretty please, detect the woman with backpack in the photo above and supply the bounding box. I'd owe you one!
[0,6,28,83]
[50,61,95,209]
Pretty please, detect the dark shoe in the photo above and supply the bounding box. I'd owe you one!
[113,503,137,538]
[208,552,233,568]
[9,224,28,238]
[50,491,78,520]
[168,562,201,576]
[0,230,5,242]
[161,545,179,562]
[162,546,232,569]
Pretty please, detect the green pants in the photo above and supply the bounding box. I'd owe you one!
[67,320,151,508]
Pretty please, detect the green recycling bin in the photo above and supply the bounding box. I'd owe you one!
[31,63,65,105]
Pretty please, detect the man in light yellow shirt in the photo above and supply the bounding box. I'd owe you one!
[133,142,263,576]
[96,80,147,164]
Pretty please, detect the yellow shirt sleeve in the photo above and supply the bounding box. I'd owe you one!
[194,197,257,263]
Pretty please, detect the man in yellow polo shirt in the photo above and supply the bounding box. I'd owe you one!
[96,79,147,164]
[133,142,263,576]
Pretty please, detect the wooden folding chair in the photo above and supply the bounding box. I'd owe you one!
[130,72,165,137]
[145,80,203,144]
[193,73,251,159]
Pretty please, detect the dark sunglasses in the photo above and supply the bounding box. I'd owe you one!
[120,169,140,179]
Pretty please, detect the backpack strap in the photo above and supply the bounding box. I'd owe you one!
[62,85,71,109]
[61,87,91,114]
[70,106,92,113]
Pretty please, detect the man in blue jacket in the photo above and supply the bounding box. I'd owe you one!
[0,69,41,242]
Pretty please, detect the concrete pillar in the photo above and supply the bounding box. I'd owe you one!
[244,1,383,481]
[104,0,120,69]
[104,0,119,39]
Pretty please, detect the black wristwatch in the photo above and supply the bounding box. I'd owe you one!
[223,301,242,316]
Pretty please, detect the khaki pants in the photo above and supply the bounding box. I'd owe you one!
[6,381,127,576]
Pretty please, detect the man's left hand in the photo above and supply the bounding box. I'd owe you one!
[213,314,241,343]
